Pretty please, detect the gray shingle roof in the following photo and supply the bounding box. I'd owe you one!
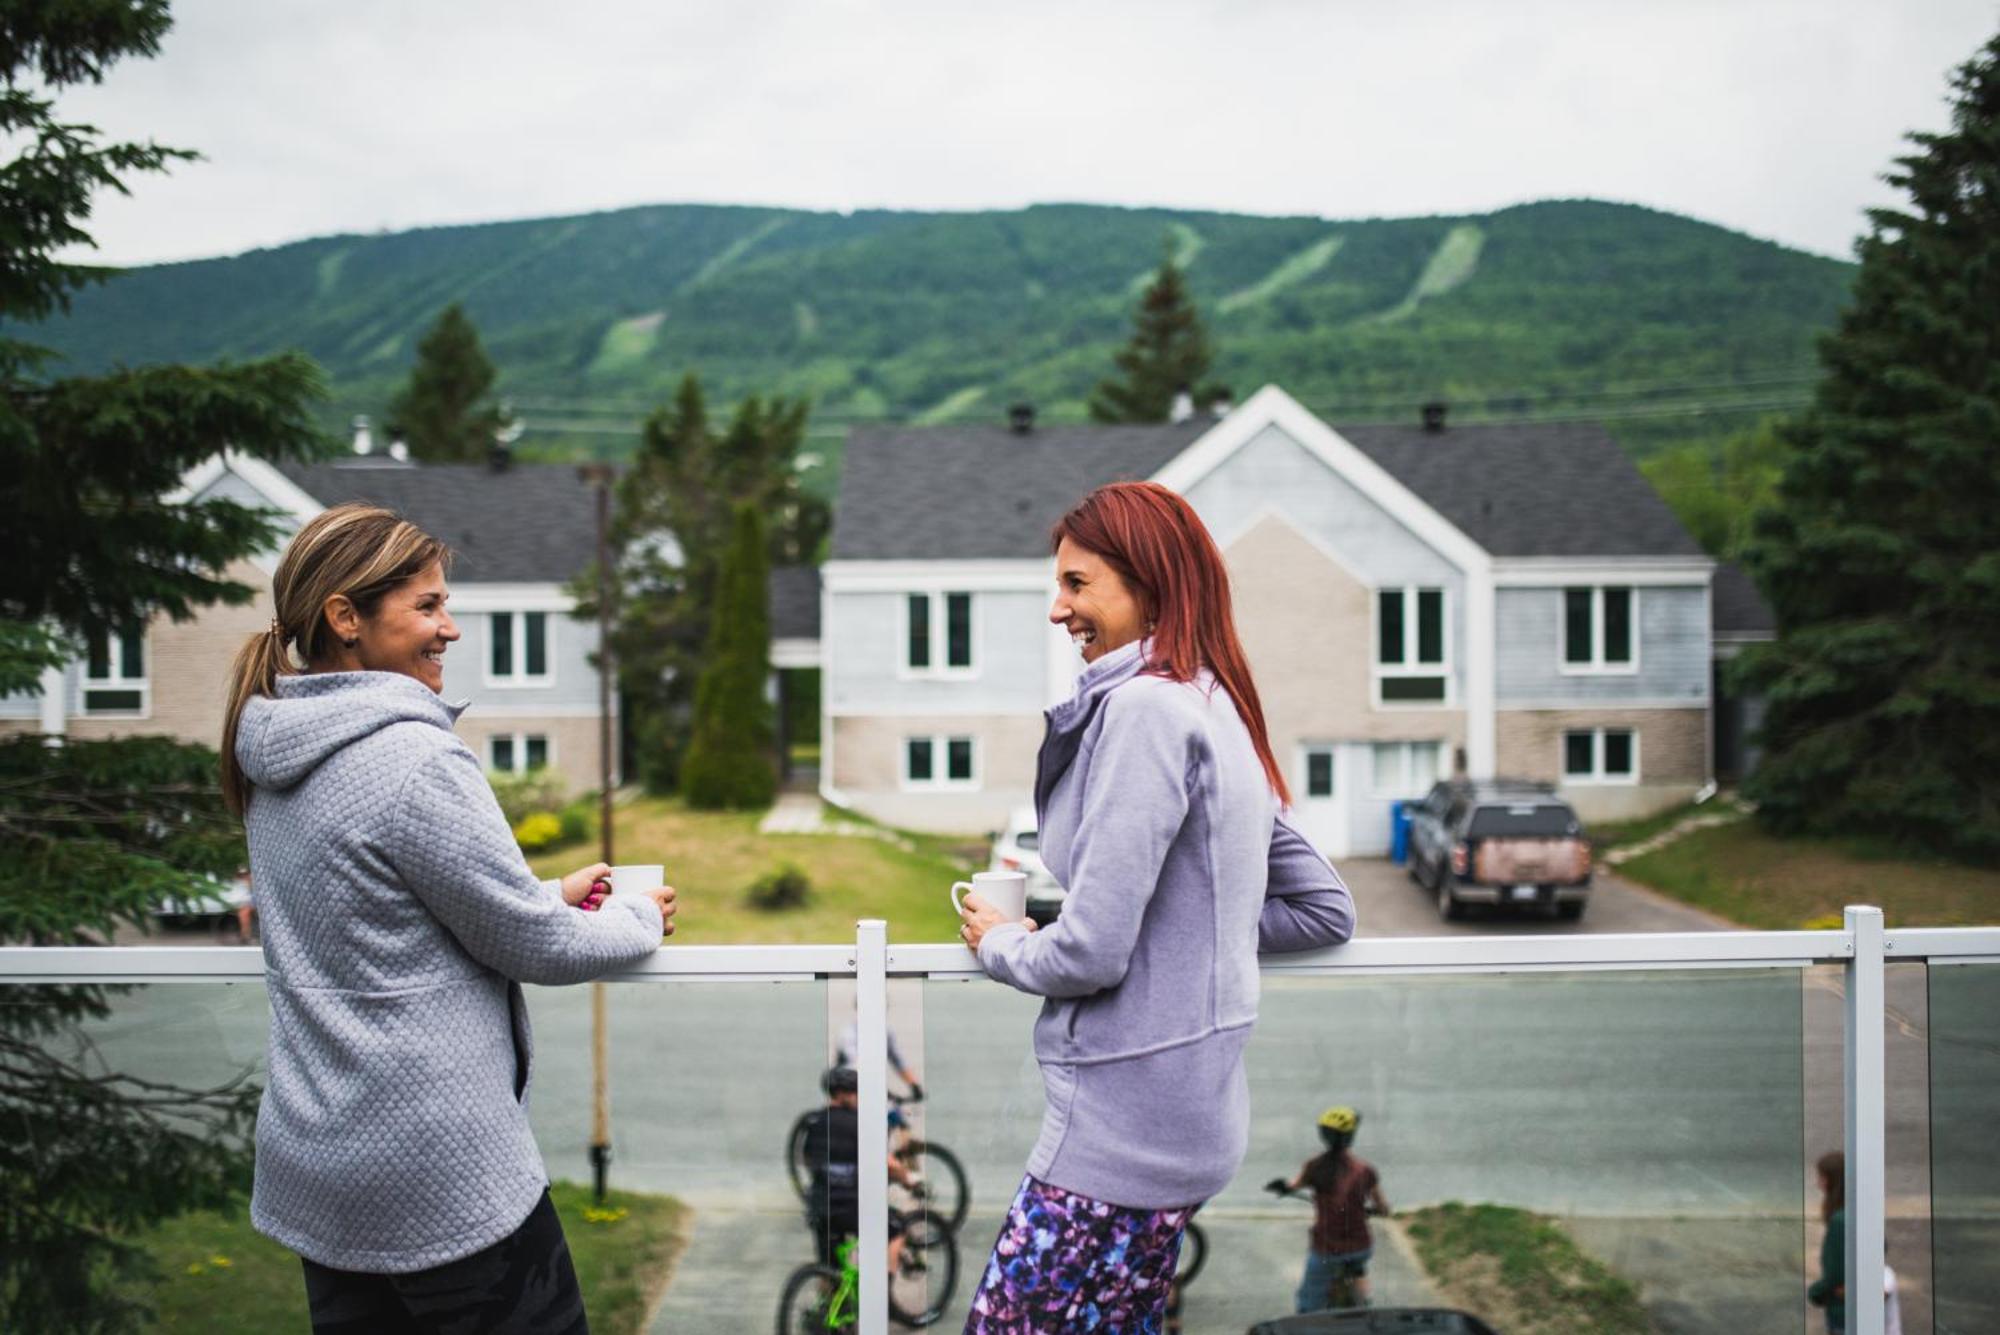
[1712,561,1776,635]
[278,459,602,584]
[770,565,821,640]
[832,416,1704,561]
[831,422,1211,560]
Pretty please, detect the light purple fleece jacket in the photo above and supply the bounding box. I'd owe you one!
[977,639,1356,1210]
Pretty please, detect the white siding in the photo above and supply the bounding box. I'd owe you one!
[1495,585,1710,705]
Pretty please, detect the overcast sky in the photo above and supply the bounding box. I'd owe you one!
[53,0,2000,268]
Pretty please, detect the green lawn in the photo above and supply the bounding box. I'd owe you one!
[529,796,973,944]
[134,1181,687,1334]
[1402,1202,1653,1334]
[1616,818,2000,930]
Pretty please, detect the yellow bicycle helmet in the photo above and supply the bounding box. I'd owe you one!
[1317,1104,1359,1150]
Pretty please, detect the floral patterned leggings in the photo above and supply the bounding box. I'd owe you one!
[964,1176,1196,1333]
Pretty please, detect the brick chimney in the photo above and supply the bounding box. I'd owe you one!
[1008,403,1036,435]
[1421,401,1448,433]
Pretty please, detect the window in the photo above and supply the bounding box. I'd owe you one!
[903,734,977,789]
[1562,586,1636,672]
[1304,748,1336,799]
[1374,587,1448,703]
[488,612,552,684]
[489,732,551,773]
[1562,727,1638,783]
[83,625,147,715]
[902,592,974,674]
[1371,741,1443,797]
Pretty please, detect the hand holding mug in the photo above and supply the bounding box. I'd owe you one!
[560,862,614,907]
[954,870,1033,951]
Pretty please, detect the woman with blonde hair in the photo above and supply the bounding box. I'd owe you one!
[957,481,1355,1330]
[222,503,675,1334]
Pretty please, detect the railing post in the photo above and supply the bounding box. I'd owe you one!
[854,919,889,1335]
[1844,905,1885,1335]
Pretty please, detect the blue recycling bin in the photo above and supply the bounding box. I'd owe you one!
[1390,800,1413,865]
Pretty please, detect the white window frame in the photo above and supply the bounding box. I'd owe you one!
[488,731,555,774]
[1370,586,1453,708]
[897,591,978,680]
[1559,586,1641,676]
[900,733,980,791]
[1299,745,1338,801]
[1562,727,1640,785]
[81,625,149,718]
[485,611,555,688]
[1370,740,1448,798]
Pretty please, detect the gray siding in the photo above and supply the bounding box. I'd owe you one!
[1185,424,1469,700]
[444,608,602,712]
[827,589,1049,715]
[1495,585,1710,704]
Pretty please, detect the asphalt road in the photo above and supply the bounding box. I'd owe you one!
[79,860,1983,1333]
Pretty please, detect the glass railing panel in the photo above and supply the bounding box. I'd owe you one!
[1929,961,2000,1335]
[550,979,832,1335]
[906,966,1810,1333]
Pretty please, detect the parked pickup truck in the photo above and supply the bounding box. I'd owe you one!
[1406,779,1592,922]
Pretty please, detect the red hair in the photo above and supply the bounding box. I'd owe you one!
[1053,481,1290,805]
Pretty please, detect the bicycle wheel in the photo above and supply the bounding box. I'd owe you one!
[785,1111,815,1203]
[778,1263,846,1334]
[888,1218,960,1328]
[1173,1221,1207,1286]
[894,1139,969,1234]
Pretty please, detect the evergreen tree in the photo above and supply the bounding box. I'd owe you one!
[388,302,505,461]
[680,503,776,809]
[1736,31,2000,862]
[1088,238,1214,423]
[0,3,329,1327]
[574,374,824,792]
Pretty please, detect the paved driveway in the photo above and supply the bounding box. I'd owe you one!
[1339,855,1735,937]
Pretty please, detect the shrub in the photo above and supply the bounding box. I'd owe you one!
[558,800,594,847]
[745,863,812,911]
[513,811,563,852]
[489,769,567,825]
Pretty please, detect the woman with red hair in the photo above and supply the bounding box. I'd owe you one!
[957,480,1355,1330]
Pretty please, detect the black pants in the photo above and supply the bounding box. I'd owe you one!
[300,1189,587,1335]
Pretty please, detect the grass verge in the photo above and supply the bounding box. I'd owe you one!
[529,796,972,944]
[134,1181,687,1334]
[1616,818,2000,929]
[1402,1202,1653,1334]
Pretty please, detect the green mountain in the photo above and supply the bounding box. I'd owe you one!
[27,198,1853,458]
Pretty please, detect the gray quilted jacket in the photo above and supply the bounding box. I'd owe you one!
[236,671,663,1272]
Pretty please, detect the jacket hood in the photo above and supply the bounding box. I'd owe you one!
[236,672,466,794]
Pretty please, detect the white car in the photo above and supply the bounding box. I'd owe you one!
[989,805,1066,925]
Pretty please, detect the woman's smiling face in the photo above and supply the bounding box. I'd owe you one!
[352,563,459,692]
[1050,537,1148,664]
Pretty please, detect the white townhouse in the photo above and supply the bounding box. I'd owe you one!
[811,385,1773,853]
[0,446,616,796]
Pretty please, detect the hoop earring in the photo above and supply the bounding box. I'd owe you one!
[342,636,359,650]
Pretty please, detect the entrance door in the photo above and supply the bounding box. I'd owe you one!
[1294,745,1347,858]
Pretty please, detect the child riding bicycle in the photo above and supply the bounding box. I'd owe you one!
[1266,1105,1390,1312]
[799,1067,916,1274]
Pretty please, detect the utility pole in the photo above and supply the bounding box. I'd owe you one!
[578,462,617,1203]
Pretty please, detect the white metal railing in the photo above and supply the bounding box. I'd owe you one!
[7,904,1998,1335]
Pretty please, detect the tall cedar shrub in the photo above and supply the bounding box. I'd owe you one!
[388,302,506,462]
[574,374,825,792]
[1088,237,1214,423]
[680,503,776,809]
[1736,30,2000,863]
[0,3,330,1327]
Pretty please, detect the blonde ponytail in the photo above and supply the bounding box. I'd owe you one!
[221,621,297,817]
[219,504,451,818]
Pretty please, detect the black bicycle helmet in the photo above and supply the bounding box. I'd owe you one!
[822,1065,858,1097]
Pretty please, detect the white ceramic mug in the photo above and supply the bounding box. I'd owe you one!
[608,864,664,898]
[951,869,1027,921]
